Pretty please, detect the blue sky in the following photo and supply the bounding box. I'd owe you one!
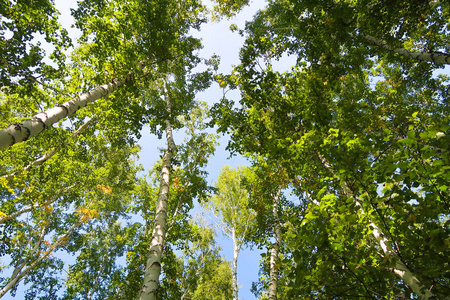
[3,1,285,299]
[51,1,268,300]
[136,2,269,299]
[3,1,281,299]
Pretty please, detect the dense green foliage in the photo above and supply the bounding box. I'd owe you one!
[211,0,450,299]
[0,0,71,92]
[1,0,449,299]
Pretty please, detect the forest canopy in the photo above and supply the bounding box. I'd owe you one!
[0,0,449,299]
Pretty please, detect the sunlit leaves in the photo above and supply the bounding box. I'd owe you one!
[75,207,100,223]
[210,0,450,297]
[0,0,72,90]
[97,184,113,194]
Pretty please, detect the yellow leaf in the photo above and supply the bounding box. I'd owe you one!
[44,240,54,249]
[172,175,181,187]
[76,207,100,223]
[219,80,227,88]
[44,205,53,214]
[97,184,113,194]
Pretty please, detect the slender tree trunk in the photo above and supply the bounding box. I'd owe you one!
[138,80,176,300]
[232,227,239,300]
[318,155,434,299]
[268,188,282,300]
[230,209,254,300]
[87,255,106,300]
[362,33,450,64]
[369,219,434,300]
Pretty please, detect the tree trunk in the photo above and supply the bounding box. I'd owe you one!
[362,33,450,64]
[370,221,434,300]
[138,80,176,300]
[87,255,106,300]
[232,227,239,300]
[268,188,282,300]
[0,59,144,152]
[318,155,434,299]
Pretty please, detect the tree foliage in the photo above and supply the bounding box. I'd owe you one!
[211,0,449,298]
[0,0,72,91]
[204,165,256,300]
[1,0,449,299]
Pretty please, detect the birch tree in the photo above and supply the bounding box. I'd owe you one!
[177,219,233,300]
[205,165,256,300]
[266,188,282,300]
[1,1,211,295]
[2,0,449,298]
[138,78,177,300]
[243,161,294,300]
[211,8,449,295]
[0,0,207,151]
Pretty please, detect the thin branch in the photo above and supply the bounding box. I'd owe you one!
[0,183,78,224]
[87,255,107,300]
[0,220,80,298]
[2,118,94,180]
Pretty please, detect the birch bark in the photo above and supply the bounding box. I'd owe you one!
[138,80,176,300]
[268,188,282,300]
[362,33,450,64]
[0,78,128,151]
[318,155,434,299]
[232,227,239,300]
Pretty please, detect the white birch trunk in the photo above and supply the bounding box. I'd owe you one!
[362,34,450,64]
[87,255,106,300]
[0,78,127,151]
[138,80,176,300]
[268,188,282,300]
[370,221,434,299]
[318,155,434,299]
[232,227,239,300]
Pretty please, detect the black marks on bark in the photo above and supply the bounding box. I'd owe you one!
[56,103,69,117]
